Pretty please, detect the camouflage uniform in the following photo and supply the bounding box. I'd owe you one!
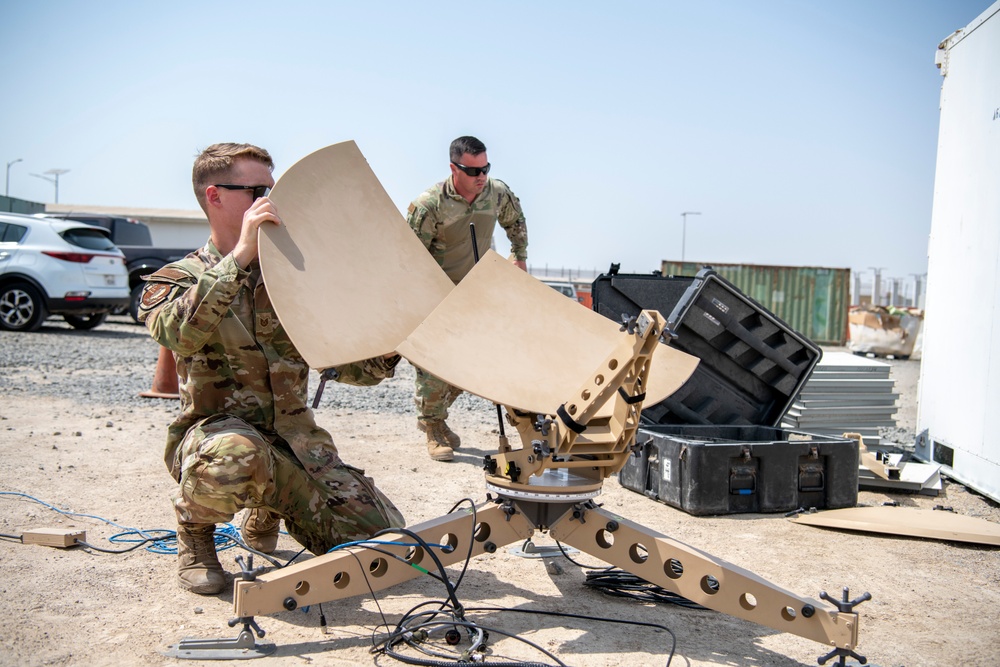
[138,241,404,555]
[407,176,528,424]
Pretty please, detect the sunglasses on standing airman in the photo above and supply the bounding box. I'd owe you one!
[451,162,491,177]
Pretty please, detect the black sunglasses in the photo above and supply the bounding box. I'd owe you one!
[451,162,491,177]
[215,184,272,200]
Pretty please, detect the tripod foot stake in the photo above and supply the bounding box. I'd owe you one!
[165,617,275,660]
[817,646,867,666]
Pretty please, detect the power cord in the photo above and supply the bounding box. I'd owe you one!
[582,569,709,610]
[550,536,707,610]
[0,491,302,568]
[465,606,678,667]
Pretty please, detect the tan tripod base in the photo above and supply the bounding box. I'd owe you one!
[233,503,535,618]
[233,499,858,652]
[552,504,859,651]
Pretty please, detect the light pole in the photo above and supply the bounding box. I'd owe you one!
[910,273,926,309]
[680,211,701,263]
[5,158,22,197]
[30,168,70,203]
[869,266,884,306]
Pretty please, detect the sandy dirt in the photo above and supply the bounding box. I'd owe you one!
[1,323,998,667]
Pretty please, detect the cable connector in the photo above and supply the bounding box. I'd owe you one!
[21,528,86,548]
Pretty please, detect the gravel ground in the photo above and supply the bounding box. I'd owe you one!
[0,315,498,417]
[0,316,156,406]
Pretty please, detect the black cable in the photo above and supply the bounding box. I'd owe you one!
[381,612,566,667]
[382,603,679,667]
[465,606,677,667]
[370,508,484,662]
[76,537,164,554]
[552,538,705,611]
[369,513,678,666]
[368,502,681,667]
[554,539,613,570]
[384,631,558,667]
[583,569,708,610]
[442,498,477,592]
[360,544,449,586]
[281,547,308,567]
[217,532,292,569]
[69,530,297,566]
[341,546,392,641]
[371,526,464,618]
[371,582,466,656]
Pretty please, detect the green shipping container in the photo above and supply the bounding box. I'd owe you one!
[659,261,850,346]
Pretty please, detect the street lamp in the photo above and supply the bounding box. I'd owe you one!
[5,158,22,197]
[30,168,70,203]
[868,266,884,306]
[680,211,701,263]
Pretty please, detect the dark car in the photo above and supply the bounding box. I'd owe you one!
[39,212,195,321]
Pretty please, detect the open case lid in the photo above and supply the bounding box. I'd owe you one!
[592,269,822,427]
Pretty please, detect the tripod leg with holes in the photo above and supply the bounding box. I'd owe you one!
[232,501,534,618]
[549,502,864,657]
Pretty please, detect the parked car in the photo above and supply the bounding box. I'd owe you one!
[38,212,194,322]
[0,212,129,331]
[542,279,581,302]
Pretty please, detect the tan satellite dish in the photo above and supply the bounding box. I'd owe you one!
[399,250,697,413]
[260,141,697,413]
[260,140,453,369]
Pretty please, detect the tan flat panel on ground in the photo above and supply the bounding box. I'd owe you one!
[398,250,698,414]
[791,506,1000,546]
[259,141,453,369]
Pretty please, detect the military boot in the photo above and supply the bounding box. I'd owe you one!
[241,508,280,554]
[176,523,227,595]
[418,419,461,449]
[425,421,455,462]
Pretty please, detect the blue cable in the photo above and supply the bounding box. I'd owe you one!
[0,491,239,554]
[1,491,412,558]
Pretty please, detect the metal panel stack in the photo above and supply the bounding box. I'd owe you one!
[782,352,898,446]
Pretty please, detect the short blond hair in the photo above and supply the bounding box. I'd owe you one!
[192,143,274,213]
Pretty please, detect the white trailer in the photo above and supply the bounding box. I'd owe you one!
[916,1,1000,502]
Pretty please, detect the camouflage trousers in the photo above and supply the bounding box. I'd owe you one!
[414,367,463,425]
[173,416,405,555]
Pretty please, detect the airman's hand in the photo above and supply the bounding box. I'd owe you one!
[233,197,282,269]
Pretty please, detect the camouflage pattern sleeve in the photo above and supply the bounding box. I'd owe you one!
[495,181,528,261]
[330,354,402,387]
[407,194,446,266]
[138,253,250,355]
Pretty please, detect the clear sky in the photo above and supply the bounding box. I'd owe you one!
[1,1,992,282]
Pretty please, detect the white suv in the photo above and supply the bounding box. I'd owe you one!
[0,212,129,331]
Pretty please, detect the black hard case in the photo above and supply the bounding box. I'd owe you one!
[620,425,859,515]
[591,269,822,427]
